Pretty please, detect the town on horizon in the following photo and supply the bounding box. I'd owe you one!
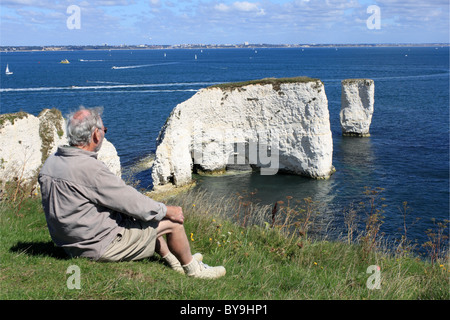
[1,43,449,52]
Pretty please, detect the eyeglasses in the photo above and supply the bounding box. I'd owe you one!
[97,126,107,134]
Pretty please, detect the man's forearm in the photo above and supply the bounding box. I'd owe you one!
[93,165,167,221]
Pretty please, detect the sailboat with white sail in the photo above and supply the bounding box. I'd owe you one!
[5,64,13,75]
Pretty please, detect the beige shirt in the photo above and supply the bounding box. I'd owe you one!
[38,146,166,260]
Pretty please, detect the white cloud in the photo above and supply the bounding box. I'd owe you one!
[234,1,266,15]
[213,1,265,15]
[149,0,161,7]
[0,0,448,45]
[233,1,258,12]
[214,3,230,12]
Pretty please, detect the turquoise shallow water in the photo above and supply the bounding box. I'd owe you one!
[1,47,449,248]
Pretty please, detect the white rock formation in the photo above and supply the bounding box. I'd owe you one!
[0,109,121,186]
[340,79,374,137]
[152,77,334,188]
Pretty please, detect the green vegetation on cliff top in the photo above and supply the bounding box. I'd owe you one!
[209,76,321,91]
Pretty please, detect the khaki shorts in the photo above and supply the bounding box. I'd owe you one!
[99,219,160,262]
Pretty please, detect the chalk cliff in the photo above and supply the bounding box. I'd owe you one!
[340,79,374,137]
[152,77,334,188]
[0,109,121,186]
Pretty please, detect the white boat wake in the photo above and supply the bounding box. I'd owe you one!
[0,82,219,93]
[111,62,179,69]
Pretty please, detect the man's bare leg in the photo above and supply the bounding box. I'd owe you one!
[156,219,193,265]
[157,205,226,278]
[155,236,170,257]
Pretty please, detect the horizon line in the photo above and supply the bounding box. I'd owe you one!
[1,42,449,48]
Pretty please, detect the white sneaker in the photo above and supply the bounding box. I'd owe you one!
[192,252,203,262]
[183,259,226,279]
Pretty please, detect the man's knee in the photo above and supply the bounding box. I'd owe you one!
[157,219,185,236]
[170,221,186,235]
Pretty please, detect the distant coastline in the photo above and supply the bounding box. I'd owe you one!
[1,43,449,52]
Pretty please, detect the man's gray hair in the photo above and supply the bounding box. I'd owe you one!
[66,106,104,147]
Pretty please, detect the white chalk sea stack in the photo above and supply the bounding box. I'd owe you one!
[0,109,121,186]
[152,77,335,188]
[340,79,375,137]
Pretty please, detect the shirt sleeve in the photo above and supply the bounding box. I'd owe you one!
[91,163,167,222]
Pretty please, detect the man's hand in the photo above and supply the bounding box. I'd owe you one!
[165,205,184,224]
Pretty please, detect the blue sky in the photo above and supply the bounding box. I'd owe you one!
[0,0,448,46]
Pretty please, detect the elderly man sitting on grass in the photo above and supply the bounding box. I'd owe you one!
[38,106,225,279]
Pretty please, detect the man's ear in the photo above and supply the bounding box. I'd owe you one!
[92,128,101,144]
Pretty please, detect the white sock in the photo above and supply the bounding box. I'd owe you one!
[162,252,184,273]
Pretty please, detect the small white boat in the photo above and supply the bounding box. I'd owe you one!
[5,64,13,75]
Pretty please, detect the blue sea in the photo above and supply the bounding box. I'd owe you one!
[1,47,449,251]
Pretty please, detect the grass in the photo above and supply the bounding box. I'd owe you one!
[1,185,448,300]
[0,111,29,129]
[208,76,322,92]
